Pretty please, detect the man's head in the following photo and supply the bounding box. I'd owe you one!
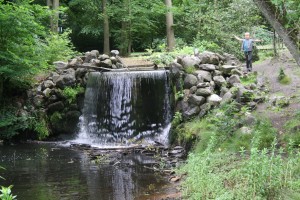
[244,32,250,39]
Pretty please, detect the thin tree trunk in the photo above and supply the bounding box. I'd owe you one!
[120,0,131,56]
[165,0,175,52]
[0,77,3,102]
[102,0,110,54]
[47,0,59,33]
[273,29,278,57]
[253,0,300,66]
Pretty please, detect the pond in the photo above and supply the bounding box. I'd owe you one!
[0,143,176,200]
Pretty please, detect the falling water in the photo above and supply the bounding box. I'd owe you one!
[73,70,172,147]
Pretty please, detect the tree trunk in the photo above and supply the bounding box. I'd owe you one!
[47,0,59,33]
[120,0,131,56]
[102,0,110,54]
[253,0,300,66]
[0,77,3,103]
[165,0,175,52]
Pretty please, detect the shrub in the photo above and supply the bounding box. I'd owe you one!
[0,186,17,200]
[61,86,84,104]
[278,67,291,85]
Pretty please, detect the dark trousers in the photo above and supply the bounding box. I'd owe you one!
[244,51,252,70]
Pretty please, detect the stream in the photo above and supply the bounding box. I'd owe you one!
[0,143,177,200]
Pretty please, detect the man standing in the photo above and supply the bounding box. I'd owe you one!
[234,32,262,72]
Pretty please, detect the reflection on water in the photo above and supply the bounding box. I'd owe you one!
[0,143,170,200]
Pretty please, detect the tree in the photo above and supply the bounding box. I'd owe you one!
[47,0,59,33]
[102,0,110,54]
[165,0,175,51]
[253,0,300,66]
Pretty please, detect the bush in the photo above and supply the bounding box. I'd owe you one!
[278,67,291,85]
[61,86,84,104]
[0,186,17,200]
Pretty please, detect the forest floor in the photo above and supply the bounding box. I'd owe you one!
[253,50,300,133]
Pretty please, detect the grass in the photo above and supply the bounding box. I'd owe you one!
[279,76,292,85]
[240,73,257,86]
[175,102,300,199]
[184,66,196,74]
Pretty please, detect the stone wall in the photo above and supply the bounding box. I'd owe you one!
[27,50,124,136]
[169,51,267,119]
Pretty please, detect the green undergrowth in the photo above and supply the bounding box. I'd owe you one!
[283,111,300,147]
[60,86,84,104]
[278,68,291,85]
[176,102,300,199]
[173,102,277,152]
[240,73,257,86]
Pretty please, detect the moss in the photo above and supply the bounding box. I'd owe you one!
[184,66,196,74]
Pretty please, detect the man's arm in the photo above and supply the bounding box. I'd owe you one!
[233,35,243,42]
[253,39,263,42]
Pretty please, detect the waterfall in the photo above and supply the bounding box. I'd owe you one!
[73,70,172,147]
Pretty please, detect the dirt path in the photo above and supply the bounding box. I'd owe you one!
[253,50,300,131]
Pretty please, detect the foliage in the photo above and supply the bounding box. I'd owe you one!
[180,136,300,200]
[283,111,300,147]
[49,112,62,124]
[184,66,196,74]
[0,186,17,200]
[174,102,277,152]
[240,73,257,86]
[278,67,291,85]
[0,106,49,140]
[61,86,84,104]
[0,0,77,98]
[172,111,182,127]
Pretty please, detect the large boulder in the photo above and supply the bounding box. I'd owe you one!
[54,68,76,89]
[47,101,64,114]
[42,80,55,90]
[33,95,44,107]
[90,50,100,57]
[188,95,206,106]
[207,94,222,106]
[221,92,233,104]
[84,51,98,63]
[199,103,211,118]
[180,56,201,68]
[64,111,81,134]
[53,61,67,69]
[195,70,212,82]
[213,76,226,86]
[75,68,88,79]
[100,59,113,68]
[199,64,216,71]
[227,75,241,86]
[184,105,200,118]
[196,87,212,97]
[110,50,120,57]
[198,51,220,65]
[99,54,110,61]
[220,65,238,75]
[170,62,184,78]
[184,74,198,89]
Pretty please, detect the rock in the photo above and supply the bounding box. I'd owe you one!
[190,86,197,94]
[48,95,58,103]
[90,50,100,57]
[199,103,211,118]
[54,69,76,89]
[213,70,222,76]
[64,111,81,133]
[84,51,98,63]
[240,126,252,135]
[170,62,184,78]
[110,56,117,64]
[99,54,110,61]
[236,85,254,103]
[188,94,205,106]
[184,74,198,89]
[243,113,256,125]
[42,88,52,98]
[270,96,290,108]
[221,92,233,104]
[227,75,241,86]
[116,63,124,69]
[207,94,222,106]
[42,80,55,90]
[47,101,64,114]
[180,56,201,68]
[199,64,216,71]
[256,75,267,89]
[33,95,44,107]
[197,82,210,88]
[51,72,60,83]
[68,57,83,68]
[195,70,212,82]
[169,176,181,182]
[75,68,88,79]
[199,51,219,65]
[196,88,212,97]
[100,59,113,68]
[53,61,67,69]
[184,105,200,118]
[220,87,229,97]
[231,68,243,76]
[110,50,120,57]
[213,76,226,86]
[223,53,239,65]
[220,65,238,75]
